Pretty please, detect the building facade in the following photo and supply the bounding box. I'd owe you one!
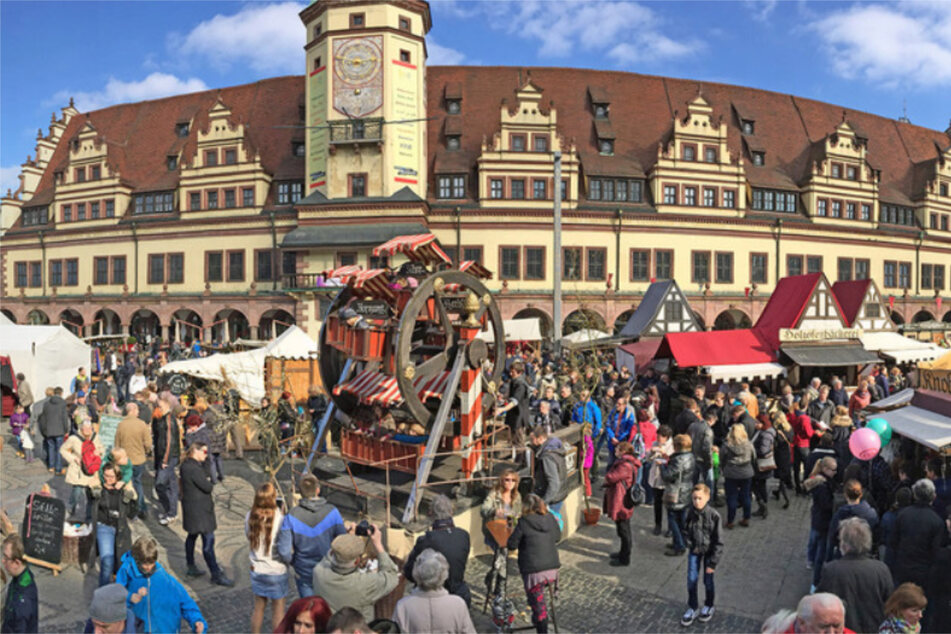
[2,0,950,343]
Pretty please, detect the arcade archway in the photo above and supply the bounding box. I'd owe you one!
[259,309,295,339]
[562,308,606,335]
[713,308,752,331]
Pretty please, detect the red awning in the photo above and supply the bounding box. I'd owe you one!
[333,370,451,406]
[617,338,663,373]
[349,269,395,300]
[459,260,492,279]
[373,233,452,266]
[321,264,363,282]
[657,329,776,368]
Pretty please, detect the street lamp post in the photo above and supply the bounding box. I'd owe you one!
[553,151,563,357]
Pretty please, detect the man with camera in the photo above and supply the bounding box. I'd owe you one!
[312,523,400,622]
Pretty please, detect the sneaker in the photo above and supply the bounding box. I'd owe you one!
[681,608,697,627]
[698,607,715,623]
[186,565,206,577]
[211,573,235,587]
[166,515,179,524]
[805,560,813,570]
[158,514,169,526]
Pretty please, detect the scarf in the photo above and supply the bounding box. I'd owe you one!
[879,616,919,634]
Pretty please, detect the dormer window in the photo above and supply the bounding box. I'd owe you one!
[511,135,526,152]
[447,99,461,114]
[167,156,178,171]
[599,139,614,155]
[704,147,717,163]
[683,145,696,162]
[752,151,765,166]
[75,167,86,183]
[175,122,190,137]
[831,163,841,178]
[742,120,755,135]
[446,135,461,151]
[594,104,609,119]
[292,142,305,157]
[846,165,857,180]
[941,183,949,196]
[91,165,101,180]
[54,171,63,185]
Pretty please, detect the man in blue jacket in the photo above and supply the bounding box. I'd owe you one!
[605,396,636,469]
[276,474,347,598]
[571,388,603,472]
[114,538,207,634]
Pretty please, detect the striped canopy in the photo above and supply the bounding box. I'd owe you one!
[373,233,452,266]
[459,260,492,279]
[349,268,395,300]
[333,369,451,406]
[321,264,363,281]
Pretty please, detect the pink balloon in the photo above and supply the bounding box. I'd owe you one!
[849,427,882,461]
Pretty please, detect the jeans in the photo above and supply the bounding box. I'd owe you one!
[69,485,93,522]
[155,457,179,517]
[615,518,632,564]
[693,465,713,490]
[131,463,147,513]
[687,552,716,610]
[186,531,222,577]
[793,447,810,491]
[97,524,117,586]
[210,453,224,482]
[668,508,687,551]
[43,435,64,471]
[295,575,314,600]
[724,478,752,523]
[642,468,654,504]
[752,478,769,508]
[812,531,828,587]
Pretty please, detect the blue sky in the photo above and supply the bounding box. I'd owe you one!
[3,1,950,196]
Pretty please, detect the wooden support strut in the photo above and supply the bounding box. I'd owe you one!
[305,358,354,474]
[402,347,468,525]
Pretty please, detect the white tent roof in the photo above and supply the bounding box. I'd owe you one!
[860,332,945,363]
[703,362,787,383]
[157,326,316,403]
[876,405,951,451]
[0,324,92,397]
[0,312,13,325]
[562,329,613,344]
[476,318,543,343]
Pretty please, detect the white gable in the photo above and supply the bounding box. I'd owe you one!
[853,282,895,332]
[797,277,847,330]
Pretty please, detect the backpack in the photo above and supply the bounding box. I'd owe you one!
[81,435,101,476]
[630,420,648,461]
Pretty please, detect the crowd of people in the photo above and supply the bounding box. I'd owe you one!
[3,341,951,634]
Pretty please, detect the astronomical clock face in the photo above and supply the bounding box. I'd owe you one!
[333,36,384,118]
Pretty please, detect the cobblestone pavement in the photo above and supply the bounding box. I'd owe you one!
[2,440,811,633]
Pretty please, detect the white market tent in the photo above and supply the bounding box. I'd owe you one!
[703,362,787,383]
[476,318,542,344]
[875,405,951,452]
[157,325,317,404]
[562,329,613,344]
[860,332,945,364]
[0,324,92,397]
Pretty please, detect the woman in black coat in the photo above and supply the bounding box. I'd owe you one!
[180,442,234,586]
[771,411,793,509]
[507,494,561,634]
[751,416,777,520]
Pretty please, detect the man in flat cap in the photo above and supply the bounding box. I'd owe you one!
[84,584,135,634]
[313,524,400,621]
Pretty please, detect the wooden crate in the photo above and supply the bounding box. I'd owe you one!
[264,357,322,403]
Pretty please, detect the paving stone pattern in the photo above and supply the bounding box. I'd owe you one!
[1,440,812,633]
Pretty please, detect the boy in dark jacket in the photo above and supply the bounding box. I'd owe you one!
[681,483,723,627]
[2,535,37,634]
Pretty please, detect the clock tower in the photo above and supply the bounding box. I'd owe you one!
[300,0,431,200]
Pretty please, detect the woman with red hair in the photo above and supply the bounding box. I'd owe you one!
[274,597,332,633]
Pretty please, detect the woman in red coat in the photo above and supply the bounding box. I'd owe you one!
[603,442,640,567]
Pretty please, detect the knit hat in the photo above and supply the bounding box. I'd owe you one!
[330,534,366,562]
[89,584,127,624]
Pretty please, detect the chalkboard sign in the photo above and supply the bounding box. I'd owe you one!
[98,414,121,451]
[22,494,65,566]
[399,261,429,279]
[352,299,392,318]
[440,295,468,314]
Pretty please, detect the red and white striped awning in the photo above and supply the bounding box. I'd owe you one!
[459,260,492,279]
[334,369,452,406]
[373,233,452,266]
[349,268,395,300]
[321,264,363,282]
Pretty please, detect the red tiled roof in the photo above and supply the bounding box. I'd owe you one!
[831,279,872,327]
[656,329,776,368]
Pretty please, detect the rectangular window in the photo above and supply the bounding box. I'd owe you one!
[224,189,236,209]
[715,252,733,283]
[787,255,803,277]
[589,179,601,201]
[934,265,946,290]
[206,252,223,282]
[227,251,245,282]
[29,262,42,288]
[337,252,357,267]
[723,190,736,209]
[350,174,366,197]
[75,167,86,183]
[846,202,856,219]
[510,135,526,152]
[837,258,853,282]
[702,187,716,207]
[631,250,650,281]
[932,214,940,229]
[510,179,525,200]
[398,16,410,31]
[704,146,717,163]
[105,199,115,217]
[282,251,297,276]
[63,204,72,222]
[49,260,62,287]
[148,254,165,284]
[207,191,218,209]
[225,149,237,165]
[861,203,871,221]
[846,165,857,180]
[190,192,201,211]
[277,182,290,204]
[112,256,126,285]
[654,250,672,280]
[490,179,503,199]
[94,257,109,285]
[817,199,827,217]
[615,180,627,202]
[291,182,303,202]
[524,247,545,280]
[630,181,643,203]
[255,250,274,282]
[666,298,683,322]
[166,253,183,284]
[683,145,696,161]
[832,200,842,218]
[602,180,614,201]
[243,187,254,207]
[561,179,569,201]
[563,247,582,281]
[500,247,520,280]
[807,256,823,275]
[751,253,768,284]
[692,251,710,284]
[176,122,190,137]
[167,156,178,171]
[867,302,881,318]
[684,187,697,206]
[205,150,218,166]
[922,264,934,290]
[533,135,548,152]
[451,176,465,199]
[831,163,841,178]
[942,216,949,231]
[437,176,451,199]
[90,201,100,219]
[787,193,797,212]
[91,165,101,180]
[533,179,547,200]
[586,248,606,281]
[13,260,26,288]
[763,191,774,211]
[883,261,897,288]
[350,12,364,27]
[64,259,76,286]
[855,259,870,280]
[368,254,389,270]
[399,49,411,63]
[462,246,483,264]
[77,203,86,221]
[898,262,911,289]
[663,185,677,205]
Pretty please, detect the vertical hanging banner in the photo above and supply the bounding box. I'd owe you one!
[392,54,419,188]
[308,55,328,192]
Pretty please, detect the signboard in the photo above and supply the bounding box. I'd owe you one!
[399,261,429,279]
[779,328,863,343]
[440,295,469,314]
[920,369,951,396]
[307,45,328,194]
[98,414,121,451]
[392,50,419,189]
[352,299,391,319]
[22,494,65,566]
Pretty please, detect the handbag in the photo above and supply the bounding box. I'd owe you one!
[663,486,679,506]
[752,431,776,471]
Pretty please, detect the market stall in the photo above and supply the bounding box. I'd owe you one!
[615,280,702,374]
[0,324,92,398]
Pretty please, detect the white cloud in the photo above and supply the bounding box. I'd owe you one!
[744,0,778,22]
[478,1,701,65]
[173,2,307,74]
[1,165,22,197]
[427,38,466,65]
[811,3,951,87]
[51,73,209,113]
